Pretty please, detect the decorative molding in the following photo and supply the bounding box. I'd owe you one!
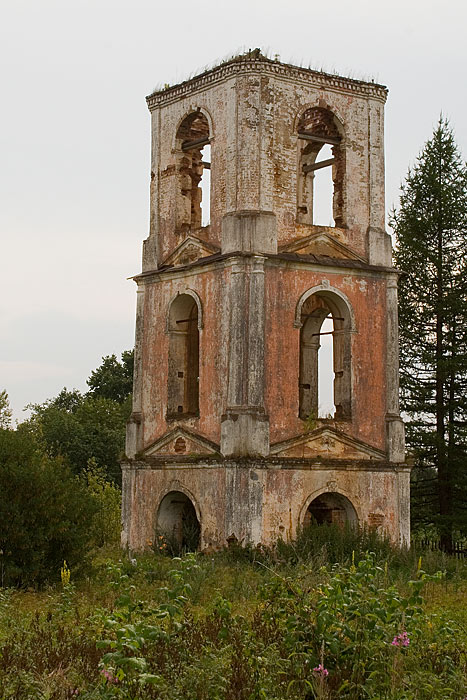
[142,426,220,457]
[279,230,366,261]
[270,426,386,461]
[146,57,388,111]
[161,235,220,268]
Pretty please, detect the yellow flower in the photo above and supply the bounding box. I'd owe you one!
[60,560,71,587]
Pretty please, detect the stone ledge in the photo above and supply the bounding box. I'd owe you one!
[146,54,388,110]
[121,456,410,472]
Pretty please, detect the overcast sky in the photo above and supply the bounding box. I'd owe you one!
[1,0,466,421]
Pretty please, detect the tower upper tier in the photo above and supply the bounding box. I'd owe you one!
[143,50,390,271]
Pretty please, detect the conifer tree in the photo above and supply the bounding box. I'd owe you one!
[392,118,467,548]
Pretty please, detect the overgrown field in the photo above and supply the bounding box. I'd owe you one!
[1,528,466,700]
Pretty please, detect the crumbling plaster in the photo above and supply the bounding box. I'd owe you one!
[123,52,409,552]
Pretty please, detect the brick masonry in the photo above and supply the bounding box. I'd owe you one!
[122,51,409,551]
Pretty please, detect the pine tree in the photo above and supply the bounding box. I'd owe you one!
[392,118,467,549]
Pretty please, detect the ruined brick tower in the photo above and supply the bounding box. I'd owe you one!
[121,50,410,550]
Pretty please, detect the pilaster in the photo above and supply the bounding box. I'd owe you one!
[221,210,277,254]
[221,256,269,456]
[125,285,145,458]
[386,275,405,461]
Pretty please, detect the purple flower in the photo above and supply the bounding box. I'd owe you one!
[391,631,410,647]
[313,663,329,677]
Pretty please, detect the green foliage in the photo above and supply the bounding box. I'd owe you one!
[392,117,467,542]
[0,390,12,430]
[0,543,466,699]
[83,460,122,547]
[278,522,394,565]
[0,428,98,587]
[21,349,134,484]
[26,390,127,483]
[90,552,466,699]
[303,410,318,432]
[87,351,134,404]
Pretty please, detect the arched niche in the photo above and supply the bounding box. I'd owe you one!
[166,289,203,332]
[166,293,200,418]
[295,285,354,420]
[156,489,201,552]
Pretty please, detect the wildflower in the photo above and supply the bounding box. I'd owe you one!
[60,560,71,587]
[391,631,410,647]
[101,668,118,684]
[313,663,329,677]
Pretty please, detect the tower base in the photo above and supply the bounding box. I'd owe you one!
[121,457,410,551]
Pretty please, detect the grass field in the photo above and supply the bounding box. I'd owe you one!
[0,528,466,699]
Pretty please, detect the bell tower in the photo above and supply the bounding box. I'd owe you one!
[122,51,410,550]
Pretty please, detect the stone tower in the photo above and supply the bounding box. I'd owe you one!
[121,50,410,551]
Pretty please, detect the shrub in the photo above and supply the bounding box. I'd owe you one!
[83,460,122,547]
[0,428,98,587]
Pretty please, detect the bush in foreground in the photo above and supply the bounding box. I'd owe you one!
[0,428,98,587]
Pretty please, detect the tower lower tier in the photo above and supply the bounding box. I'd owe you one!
[121,457,410,551]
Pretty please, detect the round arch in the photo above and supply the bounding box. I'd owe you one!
[300,488,359,528]
[294,104,347,229]
[293,102,346,138]
[157,481,202,522]
[156,487,201,552]
[172,107,214,150]
[166,289,203,332]
[294,283,356,331]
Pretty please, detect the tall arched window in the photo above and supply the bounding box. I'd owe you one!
[167,294,200,418]
[298,290,352,420]
[297,107,345,227]
[175,112,211,233]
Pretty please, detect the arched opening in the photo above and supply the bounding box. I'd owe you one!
[175,112,211,233]
[156,490,200,553]
[298,290,352,421]
[200,144,211,226]
[312,143,334,226]
[305,492,357,527]
[167,294,199,419]
[297,107,344,227]
[318,315,335,418]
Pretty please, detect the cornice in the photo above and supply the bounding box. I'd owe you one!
[131,250,398,285]
[146,56,388,111]
[122,456,409,471]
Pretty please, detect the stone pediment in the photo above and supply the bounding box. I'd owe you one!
[270,427,385,460]
[279,232,365,262]
[143,427,220,457]
[162,236,220,268]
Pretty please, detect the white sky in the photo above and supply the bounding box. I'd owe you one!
[1,0,466,421]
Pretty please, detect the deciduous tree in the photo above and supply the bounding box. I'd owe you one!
[86,350,134,403]
[0,390,12,430]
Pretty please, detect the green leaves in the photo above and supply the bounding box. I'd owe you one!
[0,428,97,586]
[87,350,134,404]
